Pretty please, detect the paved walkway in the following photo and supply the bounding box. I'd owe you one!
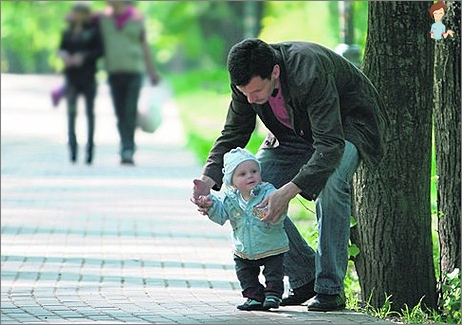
[1,74,391,324]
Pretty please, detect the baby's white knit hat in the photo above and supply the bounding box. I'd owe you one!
[222,147,260,187]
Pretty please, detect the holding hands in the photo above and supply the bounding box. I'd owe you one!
[191,178,213,215]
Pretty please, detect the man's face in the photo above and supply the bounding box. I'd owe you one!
[236,65,279,105]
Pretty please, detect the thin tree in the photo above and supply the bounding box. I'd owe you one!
[433,0,461,291]
[351,2,437,310]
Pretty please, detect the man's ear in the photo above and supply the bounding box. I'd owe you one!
[272,64,280,79]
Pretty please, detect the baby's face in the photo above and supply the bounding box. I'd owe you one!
[231,160,262,195]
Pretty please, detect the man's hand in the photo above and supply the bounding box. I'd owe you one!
[259,182,302,223]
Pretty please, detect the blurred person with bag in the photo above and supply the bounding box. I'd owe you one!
[98,0,160,165]
[136,85,164,134]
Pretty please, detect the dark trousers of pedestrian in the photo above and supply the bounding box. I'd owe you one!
[66,78,97,164]
[108,73,142,163]
[234,253,284,302]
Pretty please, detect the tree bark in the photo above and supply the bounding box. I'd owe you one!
[433,1,461,283]
[351,2,437,310]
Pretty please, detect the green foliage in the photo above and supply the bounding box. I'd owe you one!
[172,73,229,163]
[366,294,391,318]
[168,69,230,96]
[183,129,265,166]
[440,268,461,324]
[344,260,361,304]
[1,1,73,72]
[169,68,266,164]
[348,242,360,258]
[260,1,340,49]
[396,294,460,324]
[365,292,401,320]
[400,297,438,324]
[139,1,214,68]
[430,133,441,282]
[1,1,369,73]
[260,1,369,55]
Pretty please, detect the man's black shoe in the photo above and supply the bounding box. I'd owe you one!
[306,293,346,312]
[280,280,316,306]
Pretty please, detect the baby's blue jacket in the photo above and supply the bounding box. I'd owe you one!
[207,182,289,260]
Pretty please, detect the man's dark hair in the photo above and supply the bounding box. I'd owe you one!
[227,39,277,86]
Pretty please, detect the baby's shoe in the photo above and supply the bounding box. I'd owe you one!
[237,298,264,311]
[263,295,282,310]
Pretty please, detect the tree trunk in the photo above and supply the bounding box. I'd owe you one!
[351,2,437,310]
[433,1,461,283]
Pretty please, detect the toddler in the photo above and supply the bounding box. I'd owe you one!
[197,147,289,311]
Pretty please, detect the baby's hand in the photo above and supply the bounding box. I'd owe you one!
[197,195,212,207]
[196,195,212,216]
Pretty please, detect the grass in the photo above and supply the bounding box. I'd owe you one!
[349,291,460,324]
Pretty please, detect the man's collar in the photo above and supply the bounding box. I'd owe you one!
[271,88,278,97]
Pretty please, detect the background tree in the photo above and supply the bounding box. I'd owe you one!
[1,1,73,73]
[351,1,437,310]
[1,1,352,74]
[433,0,461,291]
[126,1,264,73]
